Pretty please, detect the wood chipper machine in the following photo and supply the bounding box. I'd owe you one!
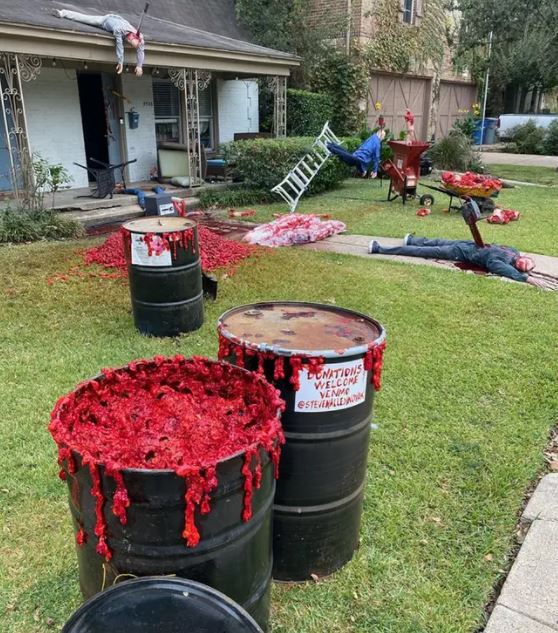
[381,140,431,205]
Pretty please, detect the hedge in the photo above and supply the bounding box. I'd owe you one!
[287,89,334,137]
[221,136,361,196]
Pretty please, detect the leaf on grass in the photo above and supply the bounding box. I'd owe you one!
[484,554,493,562]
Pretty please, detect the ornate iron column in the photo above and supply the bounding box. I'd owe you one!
[0,53,41,199]
[169,68,212,187]
[267,76,287,138]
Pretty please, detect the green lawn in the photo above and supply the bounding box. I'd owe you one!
[486,164,558,187]
[1,231,557,632]
[240,166,558,257]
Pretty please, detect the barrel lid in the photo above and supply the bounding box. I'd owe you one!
[62,577,263,633]
[218,302,385,358]
[123,217,196,233]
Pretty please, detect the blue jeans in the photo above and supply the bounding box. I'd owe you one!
[376,237,473,261]
[327,142,366,174]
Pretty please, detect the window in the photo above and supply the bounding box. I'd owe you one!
[153,79,215,149]
[402,0,415,24]
[198,86,214,149]
[153,79,181,143]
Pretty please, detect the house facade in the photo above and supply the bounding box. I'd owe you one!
[307,0,477,140]
[0,0,298,193]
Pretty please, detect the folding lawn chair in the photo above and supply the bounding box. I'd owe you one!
[74,158,137,199]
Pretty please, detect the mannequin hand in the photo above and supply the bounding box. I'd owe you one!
[135,66,143,77]
[116,63,123,74]
[526,276,547,288]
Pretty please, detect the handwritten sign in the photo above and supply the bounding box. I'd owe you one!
[295,359,368,412]
[131,234,172,267]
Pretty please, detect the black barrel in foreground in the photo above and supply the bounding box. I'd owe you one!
[62,577,264,633]
[122,217,203,337]
[218,302,386,581]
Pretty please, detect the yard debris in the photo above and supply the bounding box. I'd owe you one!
[416,207,431,216]
[244,213,345,247]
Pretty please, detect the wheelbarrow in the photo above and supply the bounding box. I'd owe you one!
[418,181,499,215]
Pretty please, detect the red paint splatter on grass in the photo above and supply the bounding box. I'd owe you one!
[50,356,285,556]
[48,226,257,285]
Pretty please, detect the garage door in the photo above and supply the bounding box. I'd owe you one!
[436,81,477,138]
[367,73,431,140]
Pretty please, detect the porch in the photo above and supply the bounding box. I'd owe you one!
[0,49,291,202]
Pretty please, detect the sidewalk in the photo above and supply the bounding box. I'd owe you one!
[300,234,558,286]
[480,152,558,169]
[485,474,558,632]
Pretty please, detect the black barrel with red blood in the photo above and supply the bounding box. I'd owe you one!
[62,577,264,633]
[49,357,285,631]
[122,217,203,337]
[217,302,386,581]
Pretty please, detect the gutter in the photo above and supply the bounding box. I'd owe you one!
[0,22,300,74]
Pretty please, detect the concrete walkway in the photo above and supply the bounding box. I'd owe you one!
[300,234,558,287]
[485,474,558,632]
[481,152,558,169]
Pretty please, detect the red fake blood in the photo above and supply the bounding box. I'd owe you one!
[217,335,326,393]
[363,341,387,391]
[49,356,285,557]
[219,333,387,392]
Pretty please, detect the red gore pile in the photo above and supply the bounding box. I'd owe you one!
[50,356,285,555]
[441,171,503,193]
[83,226,255,274]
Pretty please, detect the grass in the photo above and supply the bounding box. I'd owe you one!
[486,164,558,187]
[238,167,558,257]
[1,232,558,632]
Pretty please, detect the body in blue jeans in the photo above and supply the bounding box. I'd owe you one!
[327,133,382,175]
[376,236,528,282]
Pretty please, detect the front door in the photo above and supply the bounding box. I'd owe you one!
[77,73,110,181]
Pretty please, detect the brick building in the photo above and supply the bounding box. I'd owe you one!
[307,0,477,140]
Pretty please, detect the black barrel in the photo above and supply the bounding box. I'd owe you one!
[62,577,264,632]
[218,302,386,581]
[122,217,203,337]
[52,358,281,631]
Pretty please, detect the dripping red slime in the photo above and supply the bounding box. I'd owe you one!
[49,356,285,558]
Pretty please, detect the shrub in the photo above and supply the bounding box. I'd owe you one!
[505,120,545,155]
[426,130,478,171]
[452,114,477,138]
[287,89,334,137]
[198,187,274,209]
[543,120,558,156]
[0,208,83,244]
[221,136,361,195]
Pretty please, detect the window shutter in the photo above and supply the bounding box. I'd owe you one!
[414,0,423,25]
[398,0,405,23]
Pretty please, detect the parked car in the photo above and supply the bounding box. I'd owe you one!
[497,114,558,140]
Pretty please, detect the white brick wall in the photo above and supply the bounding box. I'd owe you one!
[120,74,157,182]
[23,67,88,188]
[217,79,259,142]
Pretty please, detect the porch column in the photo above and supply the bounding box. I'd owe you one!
[0,53,42,200]
[168,68,212,187]
[267,76,287,138]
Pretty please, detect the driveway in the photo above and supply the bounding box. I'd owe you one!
[480,151,558,168]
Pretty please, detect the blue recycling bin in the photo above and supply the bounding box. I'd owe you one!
[472,119,484,145]
[472,118,498,145]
